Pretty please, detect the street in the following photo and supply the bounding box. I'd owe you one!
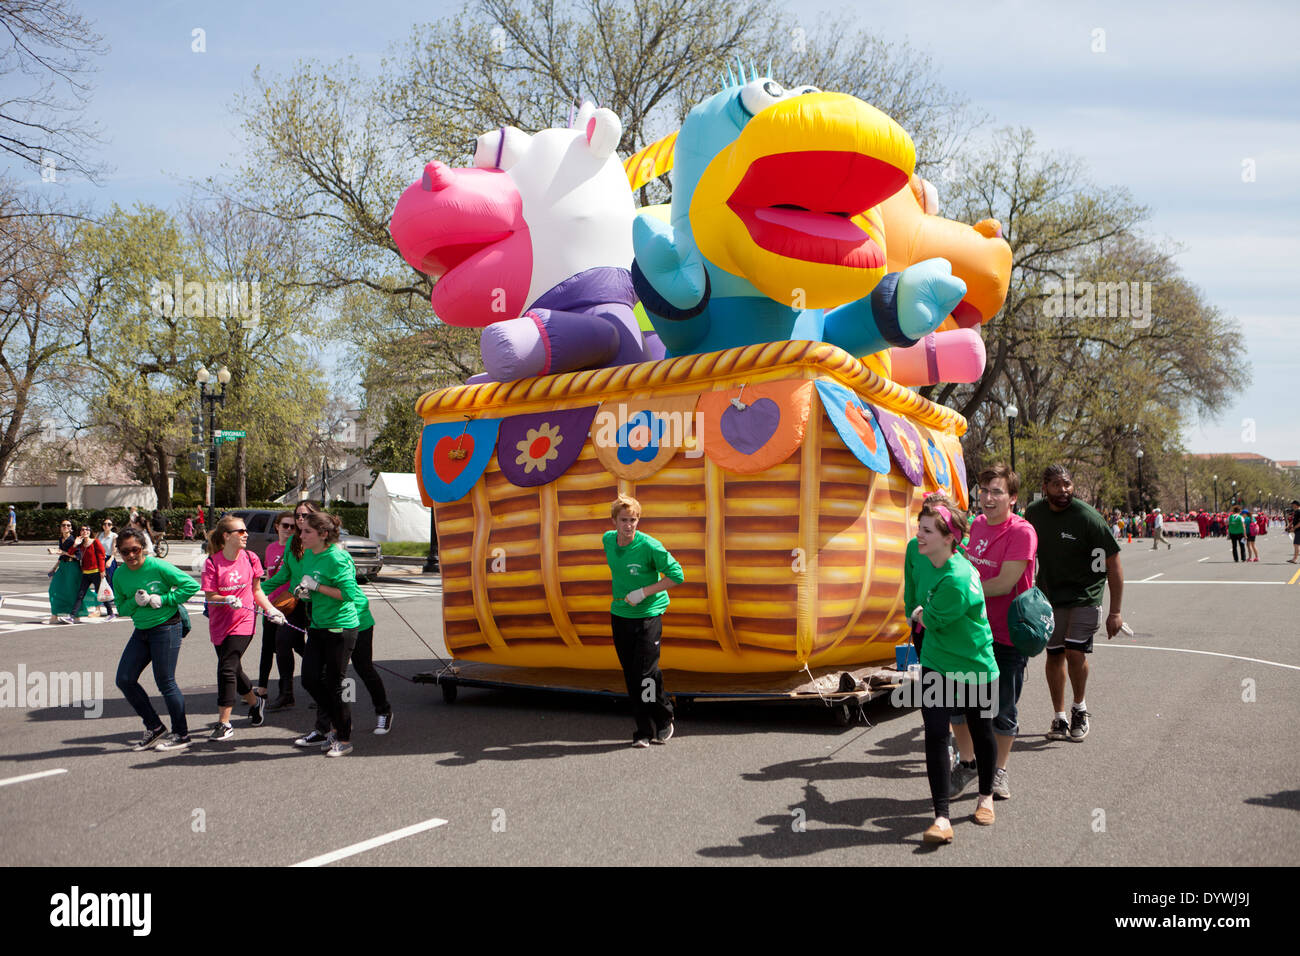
[0,534,1296,866]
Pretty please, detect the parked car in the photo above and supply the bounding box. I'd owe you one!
[226,509,384,581]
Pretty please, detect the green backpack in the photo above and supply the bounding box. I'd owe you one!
[1007,587,1054,657]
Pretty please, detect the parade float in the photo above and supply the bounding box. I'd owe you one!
[390,70,1011,712]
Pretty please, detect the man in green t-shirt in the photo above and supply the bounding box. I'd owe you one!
[604,494,684,747]
[1025,465,1126,744]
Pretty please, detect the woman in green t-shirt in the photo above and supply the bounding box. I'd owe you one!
[909,501,999,844]
[291,511,365,757]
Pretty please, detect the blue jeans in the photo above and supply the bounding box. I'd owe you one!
[115,615,188,736]
[991,642,1027,737]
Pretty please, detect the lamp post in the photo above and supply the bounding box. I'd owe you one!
[1006,404,1018,477]
[196,366,231,509]
[1231,479,1237,507]
[1136,449,1144,511]
[1213,474,1218,512]
[1183,469,1189,514]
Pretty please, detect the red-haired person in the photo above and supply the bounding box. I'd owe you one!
[908,501,999,844]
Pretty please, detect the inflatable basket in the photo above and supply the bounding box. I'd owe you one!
[414,341,969,675]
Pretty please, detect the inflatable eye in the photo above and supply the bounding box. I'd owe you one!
[473,126,531,170]
[739,79,785,117]
[792,84,821,96]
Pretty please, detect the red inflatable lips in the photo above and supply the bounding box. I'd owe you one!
[726,151,909,268]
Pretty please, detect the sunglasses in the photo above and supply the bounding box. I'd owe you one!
[119,547,143,556]
[230,528,248,534]
[279,522,295,529]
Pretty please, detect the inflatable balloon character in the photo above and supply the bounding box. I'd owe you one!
[879,175,1011,386]
[629,68,966,360]
[408,71,1009,684]
[391,104,657,383]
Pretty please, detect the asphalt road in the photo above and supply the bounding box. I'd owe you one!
[1,534,1296,867]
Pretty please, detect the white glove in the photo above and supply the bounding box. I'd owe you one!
[624,587,646,606]
[134,590,150,607]
[910,605,924,623]
[265,608,287,626]
[225,595,243,609]
[299,574,319,592]
[147,594,162,609]
[293,584,311,601]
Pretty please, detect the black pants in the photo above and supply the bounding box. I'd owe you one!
[261,602,308,698]
[302,627,358,741]
[611,614,673,741]
[919,667,995,819]
[351,626,390,714]
[75,572,111,615]
[1230,533,1246,561]
[215,633,254,708]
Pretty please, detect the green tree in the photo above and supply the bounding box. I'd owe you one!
[361,391,424,475]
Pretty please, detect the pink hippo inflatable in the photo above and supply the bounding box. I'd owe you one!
[391,104,658,382]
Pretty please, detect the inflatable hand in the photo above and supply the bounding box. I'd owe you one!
[480,310,622,381]
[632,215,708,313]
[890,328,987,387]
[896,259,967,341]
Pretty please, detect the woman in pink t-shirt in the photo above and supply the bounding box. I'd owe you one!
[202,515,286,742]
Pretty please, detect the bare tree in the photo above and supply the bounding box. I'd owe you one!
[0,0,108,183]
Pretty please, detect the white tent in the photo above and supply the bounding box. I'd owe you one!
[368,472,432,542]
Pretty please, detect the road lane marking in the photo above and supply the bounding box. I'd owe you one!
[1197,557,1209,563]
[1101,644,1300,671]
[293,817,449,867]
[0,768,68,788]
[1289,568,1300,585]
[1127,580,1284,585]
[1138,573,1164,582]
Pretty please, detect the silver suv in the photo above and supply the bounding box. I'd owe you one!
[227,509,384,581]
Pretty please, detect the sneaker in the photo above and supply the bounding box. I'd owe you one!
[106,611,118,621]
[320,731,337,752]
[323,740,353,757]
[922,819,954,844]
[949,759,977,797]
[1046,717,1070,740]
[208,723,233,741]
[130,725,167,751]
[652,721,674,745]
[992,767,1011,800]
[1069,708,1090,742]
[57,614,76,625]
[268,696,295,712]
[248,694,267,727]
[155,733,192,751]
[294,730,330,747]
[631,738,651,749]
[374,712,393,735]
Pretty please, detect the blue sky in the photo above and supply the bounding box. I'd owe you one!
[16,0,1298,461]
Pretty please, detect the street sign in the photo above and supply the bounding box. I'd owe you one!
[215,429,246,439]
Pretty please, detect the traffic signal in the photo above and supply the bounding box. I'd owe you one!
[188,453,205,471]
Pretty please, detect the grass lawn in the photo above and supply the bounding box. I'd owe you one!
[381,541,433,556]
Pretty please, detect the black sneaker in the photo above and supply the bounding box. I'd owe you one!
[155,733,192,751]
[268,696,295,712]
[208,723,233,741]
[248,694,267,727]
[294,730,330,747]
[374,712,393,735]
[652,721,674,745]
[949,759,978,797]
[1069,708,1091,742]
[130,725,167,751]
[1046,717,1070,740]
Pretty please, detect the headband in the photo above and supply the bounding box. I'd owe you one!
[934,504,954,531]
